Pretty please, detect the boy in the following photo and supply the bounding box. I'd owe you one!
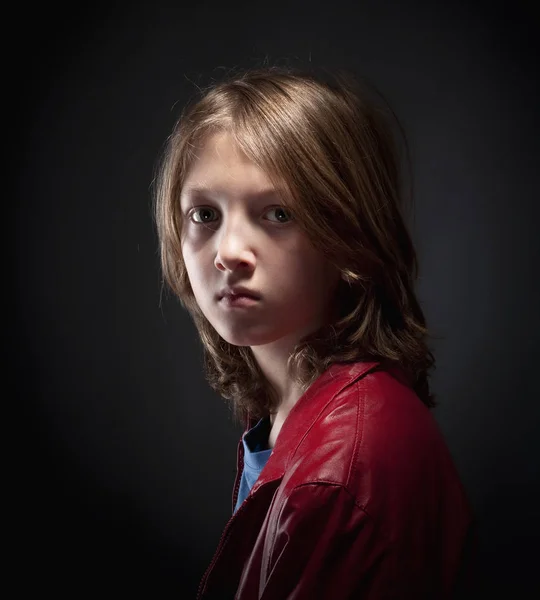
[154,65,476,599]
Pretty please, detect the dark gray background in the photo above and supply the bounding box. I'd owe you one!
[13,0,539,597]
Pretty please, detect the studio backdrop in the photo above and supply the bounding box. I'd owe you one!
[13,0,539,597]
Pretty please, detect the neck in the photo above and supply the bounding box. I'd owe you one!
[250,332,304,418]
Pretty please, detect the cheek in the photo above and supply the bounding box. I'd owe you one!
[288,242,330,283]
[182,249,206,295]
[294,253,340,302]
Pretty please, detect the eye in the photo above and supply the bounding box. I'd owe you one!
[264,206,293,223]
[189,207,218,224]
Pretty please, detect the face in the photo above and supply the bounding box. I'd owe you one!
[180,131,342,348]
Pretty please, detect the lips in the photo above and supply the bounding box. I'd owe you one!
[218,286,261,300]
[226,293,257,299]
[220,294,260,308]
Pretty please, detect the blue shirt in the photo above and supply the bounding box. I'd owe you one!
[234,416,273,514]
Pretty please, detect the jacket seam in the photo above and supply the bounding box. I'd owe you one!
[284,385,346,470]
[346,380,364,489]
[289,480,374,515]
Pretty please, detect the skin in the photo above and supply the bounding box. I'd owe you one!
[180,131,342,447]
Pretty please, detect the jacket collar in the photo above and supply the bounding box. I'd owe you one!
[246,360,382,494]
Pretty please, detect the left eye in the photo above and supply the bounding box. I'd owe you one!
[190,207,217,223]
[265,207,293,223]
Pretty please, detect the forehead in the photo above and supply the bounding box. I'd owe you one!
[181,131,280,204]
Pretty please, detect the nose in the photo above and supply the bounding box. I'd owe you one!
[214,217,256,273]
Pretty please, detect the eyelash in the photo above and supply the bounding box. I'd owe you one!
[187,206,293,225]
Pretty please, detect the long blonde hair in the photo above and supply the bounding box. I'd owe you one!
[153,65,437,424]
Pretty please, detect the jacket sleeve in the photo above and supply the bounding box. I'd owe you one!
[257,482,452,600]
[257,482,395,599]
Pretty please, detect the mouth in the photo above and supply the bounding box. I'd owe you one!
[219,294,260,308]
[221,292,259,300]
[218,287,261,301]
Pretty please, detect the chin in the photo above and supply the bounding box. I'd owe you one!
[219,334,265,348]
[217,326,287,348]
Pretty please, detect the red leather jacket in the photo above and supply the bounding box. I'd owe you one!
[197,360,477,599]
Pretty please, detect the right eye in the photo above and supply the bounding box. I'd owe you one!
[189,207,218,224]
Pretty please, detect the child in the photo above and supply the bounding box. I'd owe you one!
[153,65,477,599]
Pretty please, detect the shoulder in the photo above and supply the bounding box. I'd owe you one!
[285,367,457,511]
